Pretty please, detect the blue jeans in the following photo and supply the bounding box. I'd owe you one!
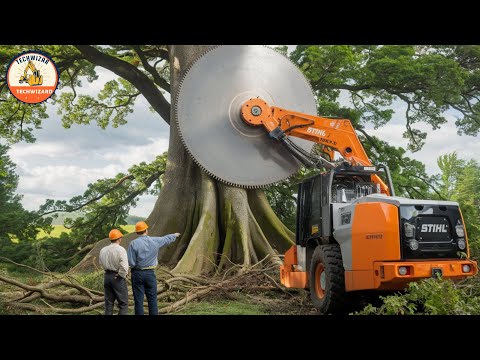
[131,269,158,315]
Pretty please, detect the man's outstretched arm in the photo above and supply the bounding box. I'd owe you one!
[153,233,181,248]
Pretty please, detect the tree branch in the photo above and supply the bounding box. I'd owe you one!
[74,45,171,124]
[66,68,79,103]
[395,93,421,150]
[64,244,94,261]
[142,47,169,61]
[0,78,6,96]
[19,108,26,141]
[0,256,53,277]
[325,83,372,92]
[447,100,480,128]
[131,45,170,93]
[0,274,102,304]
[4,103,21,125]
[56,54,84,74]
[397,183,424,198]
[357,128,382,155]
[9,301,104,314]
[411,174,444,199]
[39,174,134,216]
[80,170,164,236]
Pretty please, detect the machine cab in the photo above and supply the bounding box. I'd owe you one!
[295,164,394,246]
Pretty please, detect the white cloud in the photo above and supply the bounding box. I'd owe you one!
[10,141,73,160]
[366,115,480,174]
[9,82,170,217]
[102,137,169,168]
[18,164,122,196]
[132,195,158,219]
[12,136,168,216]
[19,193,69,212]
[75,67,118,94]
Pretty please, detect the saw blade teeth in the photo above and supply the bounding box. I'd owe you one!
[173,45,267,189]
[174,45,315,189]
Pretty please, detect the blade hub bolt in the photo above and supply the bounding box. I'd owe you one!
[251,106,262,116]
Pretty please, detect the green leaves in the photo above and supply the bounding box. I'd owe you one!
[0,144,52,246]
[435,152,480,255]
[0,92,48,144]
[290,45,480,151]
[356,278,480,315]
[0,45,170,144]
[57,78,139,129]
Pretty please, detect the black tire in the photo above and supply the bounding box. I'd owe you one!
[309,244,347,314]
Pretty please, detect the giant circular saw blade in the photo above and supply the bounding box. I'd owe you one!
[175,45,317,188]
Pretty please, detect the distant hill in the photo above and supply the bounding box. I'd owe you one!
[47,212,145,226]
[126,214,144,224]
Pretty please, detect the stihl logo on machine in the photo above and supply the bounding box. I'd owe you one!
[307,127,326,136]
[421,224,448,233]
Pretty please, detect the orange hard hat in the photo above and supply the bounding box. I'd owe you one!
[109,229,123,241]
[135,221,148,232]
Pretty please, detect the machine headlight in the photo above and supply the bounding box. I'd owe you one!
[398,266,408,276]
[409,240,419,251]
[456,225,465,238]
[458,239,466,250]
[462,264,471,273]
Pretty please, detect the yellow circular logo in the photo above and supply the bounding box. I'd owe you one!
[6,51,59,104]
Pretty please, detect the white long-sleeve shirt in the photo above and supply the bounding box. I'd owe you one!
[99,243,129,279]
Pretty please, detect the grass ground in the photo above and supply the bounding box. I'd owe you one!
[172,292,317,315]
[177,300,266,315]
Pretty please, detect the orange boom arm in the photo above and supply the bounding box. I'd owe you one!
[241,98,390,194]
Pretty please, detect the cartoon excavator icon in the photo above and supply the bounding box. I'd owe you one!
[19,60,43,86]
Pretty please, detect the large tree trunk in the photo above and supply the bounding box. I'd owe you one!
[72,45,294,274]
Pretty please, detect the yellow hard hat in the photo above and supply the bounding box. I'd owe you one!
[109,229,123,241]
[135,221,148,232]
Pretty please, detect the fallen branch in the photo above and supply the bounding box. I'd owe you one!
[0,255,294,315]
[9,301,104,314]
[0,256,54,277]
[0,274,102,305]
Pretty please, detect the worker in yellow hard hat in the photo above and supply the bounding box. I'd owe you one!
[127,221,181,315]
[99,229,129,315]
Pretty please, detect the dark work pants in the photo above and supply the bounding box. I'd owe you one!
[131,269,158,315]
[104,272,129,315]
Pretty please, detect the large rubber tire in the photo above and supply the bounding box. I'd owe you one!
[309,244,347,314]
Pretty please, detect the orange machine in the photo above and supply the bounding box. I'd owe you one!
[241,98,478,314]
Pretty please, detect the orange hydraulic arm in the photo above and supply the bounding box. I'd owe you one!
[241,98,390,195]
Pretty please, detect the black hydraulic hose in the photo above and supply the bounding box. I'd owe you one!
[283,137,336,169]
[269,126,336,170]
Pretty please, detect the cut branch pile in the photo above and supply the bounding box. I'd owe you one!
[0,256,304,314]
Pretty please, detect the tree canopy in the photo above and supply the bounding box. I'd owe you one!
[290,45,480,151]
[2,45,479,148]
[1,45,479,270]
[437,152,480,252]
[2,45,478,207]
[0,144,51,245]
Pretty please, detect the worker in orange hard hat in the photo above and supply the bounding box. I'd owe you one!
[128,220,181,315]
[99,228,129,315]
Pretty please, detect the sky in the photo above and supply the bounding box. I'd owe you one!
[6,52,480,217]
[8,68,170,217]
